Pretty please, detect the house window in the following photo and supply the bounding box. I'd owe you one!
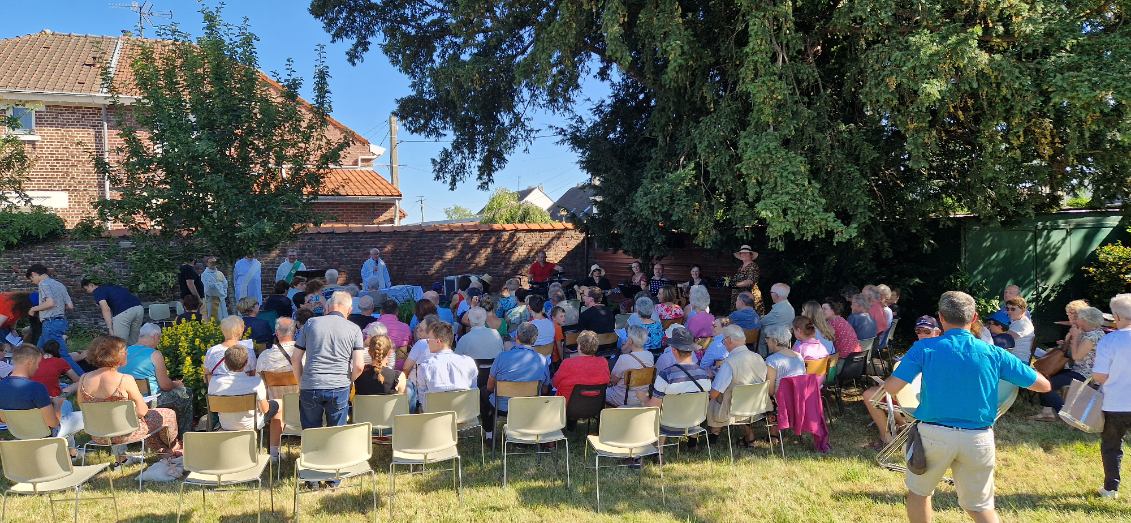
[7,107,35,134]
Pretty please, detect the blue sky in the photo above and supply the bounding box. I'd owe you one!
[3,1,598,222]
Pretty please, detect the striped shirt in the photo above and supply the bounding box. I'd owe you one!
[653,363,710,399]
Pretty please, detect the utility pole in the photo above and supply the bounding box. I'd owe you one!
[389,115,401,225]
[416,196,425,224]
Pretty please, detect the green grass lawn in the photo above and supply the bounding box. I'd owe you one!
[1,392,1127,522]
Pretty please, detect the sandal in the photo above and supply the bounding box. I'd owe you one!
[1029,413,1057,422]
[737,437,758,449]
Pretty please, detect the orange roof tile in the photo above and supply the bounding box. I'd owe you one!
[0,31,368,144]
[319,169,401,198]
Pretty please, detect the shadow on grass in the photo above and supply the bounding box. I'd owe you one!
[833,489,1131,517]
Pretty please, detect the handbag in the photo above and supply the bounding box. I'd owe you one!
[905,422,928,475]
[1033,348,1070,378]
[1058,377,1105,433]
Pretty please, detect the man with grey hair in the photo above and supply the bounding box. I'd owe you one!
[292,291,366,430]
[1094,293,1131,498]
[122,322,193,437]
[275,249,305,284]
[607,325,655,406]
[729,291,762,331]
[455,306,503,360]
[708,323,768,437]
[361,248,392,291]
[757,283,795,356]
[348,294,378,330]
[883,291,1049,523]
[256,317,299,399]
[486,322,551,440]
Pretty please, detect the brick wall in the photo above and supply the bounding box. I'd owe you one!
[0,225,587,326]
[313,201,397,225]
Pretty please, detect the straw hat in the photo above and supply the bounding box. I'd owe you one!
[479,274,493,285]
[589,264,603,275]
[734,245,757,259]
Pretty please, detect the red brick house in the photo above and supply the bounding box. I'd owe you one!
[0,30,403,227]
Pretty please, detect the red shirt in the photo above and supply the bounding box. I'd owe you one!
[552,355,611,403]
[869,302,890,333]
[0,293,20,329]
[829,315,862,358]
[30,357,71,397]
[529,262,556,283]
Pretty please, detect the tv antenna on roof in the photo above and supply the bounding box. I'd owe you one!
[110,1,172,37]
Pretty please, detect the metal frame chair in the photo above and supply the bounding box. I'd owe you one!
[148,303,172,327]
[872,318,900,376]
[177,430,272,522]
[1,437,118,523]
[134,379,158,408]
[293,423,378,522]
[826,351,868,414]
[743,328,760,347]
[388,412,461,518]
[586,407,663,513]
[0,409,52,440]
[78,399,162,488]
[491,380,541,453]
[565,383,606,436]
[622,366,656,406]
[424,389,485,465]
[721,382,780,462]
[502,396,570,487]
[352,394,408,439]
[657,391,712,460]
[857,336,877,375]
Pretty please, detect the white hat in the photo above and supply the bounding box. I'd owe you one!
[589,264,603,275]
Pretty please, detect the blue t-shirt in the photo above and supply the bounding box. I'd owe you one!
[0,375,52,410]
[892,328,1038,429]
[489,345,550,411]
[92,284,142,316]
[728,308,761,330]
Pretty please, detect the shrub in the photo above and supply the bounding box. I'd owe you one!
[158,319,224,415]
[1084,239,1131,305]
[397,299,416,324]
[0,207,65,252]
[69,216,108,240]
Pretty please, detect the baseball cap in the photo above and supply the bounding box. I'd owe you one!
[667,325,699,353]
[466,287,484,298]
[986,310,1011,328]
[914,315,939,330]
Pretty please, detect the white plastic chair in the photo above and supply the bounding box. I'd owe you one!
[658,391,711,460]
[502,396,569,487]
[586,407,663,512]
[424,389,485,465]
[722,382,780,462]
[1,437,118,522]
[0,409,52,440]
[177,430,272,522]
[79,399,161,488]
[292,423,377,522]
[388,411,461,518]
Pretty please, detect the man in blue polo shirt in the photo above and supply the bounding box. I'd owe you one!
[485,322,550,441]
[82,278,144,345]
[883,291,1050,523]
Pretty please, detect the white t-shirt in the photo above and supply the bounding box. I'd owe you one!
[204,340,257,377]
[406,339,432,381]
[1094,327,1131,411]
[1008,316,1035,361]
[207,373,267,431]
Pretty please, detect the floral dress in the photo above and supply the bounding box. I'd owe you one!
[656,302,685,321]
[731,262,764,314]
[1070,329,1103,378]
[80,374,179,454]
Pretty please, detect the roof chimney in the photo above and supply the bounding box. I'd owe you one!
[42,29,53,34]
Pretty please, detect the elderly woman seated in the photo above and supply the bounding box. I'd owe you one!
[1032,306,1105,421]
[607,325,656,407]
[633,296,663,353]
[553,331,611,406]
[684,285,715,337]
[763,324,804,395]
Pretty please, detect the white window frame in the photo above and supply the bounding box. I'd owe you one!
[7,106,35,135]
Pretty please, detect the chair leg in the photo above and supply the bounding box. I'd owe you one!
[257,478,263,523]
[292,466,300,521]
[479,425,485,466]
[594,454,601,513]
[564,438,571,488]
[387,463,395,520]
[456,456,463,504]
[370,471,378,523]
[704,432,712,461]
[657,447,665,505]
[108,470,118,520]
[726,425,734,464]
[72,485,81,523]
[2,490,7,523]
[502,438,508,487]
[176,481,185,523]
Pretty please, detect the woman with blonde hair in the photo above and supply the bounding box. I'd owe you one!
[354,330,406,395]
[801,300,836,355]
[1032,306,1104,421]
[1061,299,1091,348]
[203,316,255,384]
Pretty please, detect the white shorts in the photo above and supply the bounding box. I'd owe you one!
[905,423,996,512]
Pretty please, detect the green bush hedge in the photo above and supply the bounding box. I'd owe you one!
[1084,236,1131,305]
[157,319,225,416]
[0,207,65,252]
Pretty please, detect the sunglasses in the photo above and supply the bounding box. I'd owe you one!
[1005,306,1021,311]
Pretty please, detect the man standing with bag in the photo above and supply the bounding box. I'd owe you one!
[882,291,1050,523]
[1094,293,1131,498]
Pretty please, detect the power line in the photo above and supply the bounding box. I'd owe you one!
[397,133,557,144]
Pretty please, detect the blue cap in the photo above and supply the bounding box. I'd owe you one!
[987,310,1011,328]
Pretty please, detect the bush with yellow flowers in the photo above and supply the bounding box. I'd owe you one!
[157,319,224,415]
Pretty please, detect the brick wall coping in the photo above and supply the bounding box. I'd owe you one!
[104,222,575,237]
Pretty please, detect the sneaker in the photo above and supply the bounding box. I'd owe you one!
[1099,488,1119,498]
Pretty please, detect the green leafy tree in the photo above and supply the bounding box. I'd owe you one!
[443,204,477,220]
[0,114,32,208]
[311,1,1131,263]
[479,188,552,224]
[97,6,351,265]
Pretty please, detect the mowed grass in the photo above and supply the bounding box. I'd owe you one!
[2,392,1128,522]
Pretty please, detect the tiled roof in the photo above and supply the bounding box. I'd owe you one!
[0,31,368,143]
[319,169,401,198]
[306,222,575,234]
